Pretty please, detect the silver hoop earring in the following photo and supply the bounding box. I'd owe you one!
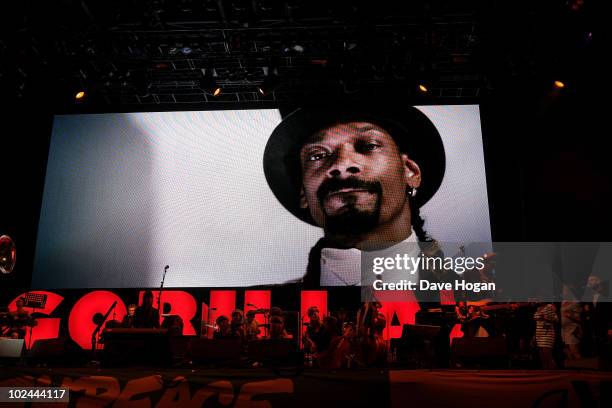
[408,187,417,197]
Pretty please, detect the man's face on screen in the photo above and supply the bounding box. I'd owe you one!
[299,121,420,235]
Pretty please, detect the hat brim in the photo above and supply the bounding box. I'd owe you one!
[263,104,446,226]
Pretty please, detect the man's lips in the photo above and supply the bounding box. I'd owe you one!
[323,188,377,212]
[324,188,371,199]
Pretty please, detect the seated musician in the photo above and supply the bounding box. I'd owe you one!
[373,313,387,338]
[268,307,291,339]
[230,309,246,339]
[322,315,341,345]
[354,302,387,367]
[121,304,137,328]
[267,315,290,340]
[133,290,160,329]
[455,301,470,326]
[7,298,36,339]
[213,315,238,339]
[304,306,330,353]
[318,321,356,369]
[244,310,261,340]
[161,302,184,336]
[319,303,387,368]
[456,301,490,338]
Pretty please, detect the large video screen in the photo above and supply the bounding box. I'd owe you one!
[33,105,491,288]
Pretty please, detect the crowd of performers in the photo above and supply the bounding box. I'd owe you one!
[209,302,389,368]
[453,276,610,369]
[3,279,611,369]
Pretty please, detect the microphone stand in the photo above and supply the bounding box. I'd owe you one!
[27,301,35,352]
[90,301,117,365]
[158,266,169,315]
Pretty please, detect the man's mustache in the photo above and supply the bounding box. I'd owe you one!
[316,177,382,203]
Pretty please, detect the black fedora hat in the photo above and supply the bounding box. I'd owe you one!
[263,104,446,225]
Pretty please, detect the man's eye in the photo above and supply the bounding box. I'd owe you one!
[362,143,380,151]
[308,152,328,161]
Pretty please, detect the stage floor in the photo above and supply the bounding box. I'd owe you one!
[2,367,611,407]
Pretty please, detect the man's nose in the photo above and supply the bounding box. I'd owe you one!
[327,144,361,178]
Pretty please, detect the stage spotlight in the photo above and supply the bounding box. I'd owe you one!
[258,68,280,96]
[199,68,222,96]
[554,80,565,89]
[418,84,428,93]
[75,90,86,101]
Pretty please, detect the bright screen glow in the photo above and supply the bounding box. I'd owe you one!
[33,106,490,288]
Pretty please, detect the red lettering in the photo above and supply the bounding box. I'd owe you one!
[235,379,294,408]
[68,291,126,350]
[114,375,163,408]
[209,290,237,329]
[67,376,120,408]
[156,379,234,408]
[378,296,420,340]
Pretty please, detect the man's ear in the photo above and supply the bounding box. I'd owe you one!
[401,153,422,189]
[300,186,308,209]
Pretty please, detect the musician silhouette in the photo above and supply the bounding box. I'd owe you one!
[134,291,160,328]
[8,298,37,339]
